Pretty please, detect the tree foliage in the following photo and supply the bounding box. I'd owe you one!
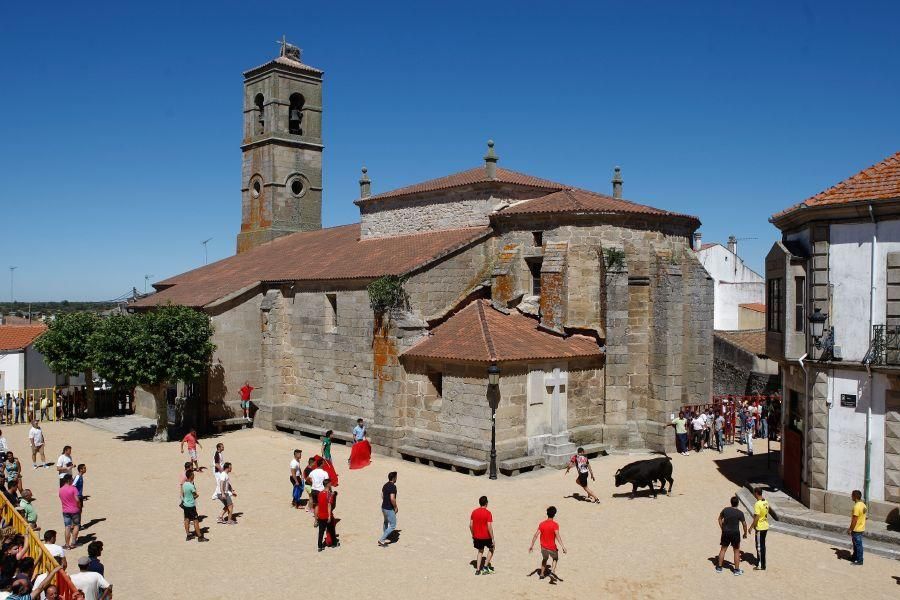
[367,275,409,314]
[33,312,100,376]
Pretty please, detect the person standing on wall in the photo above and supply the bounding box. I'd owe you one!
[239,380,256,421]
[377,471,398,547]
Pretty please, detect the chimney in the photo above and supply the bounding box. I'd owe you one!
[484,140,498,180]
[727,235,737,256]
[612,166,623,199]
[359,167,371,198]
[693,232,702,251]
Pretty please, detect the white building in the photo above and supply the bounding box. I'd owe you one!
[0,325,52,395]
[695,235,765,330]
[766,150,900,524]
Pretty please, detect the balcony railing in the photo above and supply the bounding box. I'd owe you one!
[864,325,900,366]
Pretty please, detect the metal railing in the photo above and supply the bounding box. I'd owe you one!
[0,488,78,598]
[864,325,900,366]
[0,387,75,423]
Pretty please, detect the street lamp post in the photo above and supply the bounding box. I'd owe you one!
[9,267,17,302]
[487,362,501,480]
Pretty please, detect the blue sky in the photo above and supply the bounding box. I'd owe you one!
[2,1,899,301]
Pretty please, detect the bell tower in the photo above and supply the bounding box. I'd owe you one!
[237,39,323,254]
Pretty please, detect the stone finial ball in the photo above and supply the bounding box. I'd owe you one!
[487,140,495,147]
[361,167,368,174]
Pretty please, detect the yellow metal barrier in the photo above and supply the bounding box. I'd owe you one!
[0,487,78,598]
[0,387,72,423]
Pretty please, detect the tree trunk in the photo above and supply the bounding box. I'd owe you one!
[84,368,96,417]
[144,384,170,442]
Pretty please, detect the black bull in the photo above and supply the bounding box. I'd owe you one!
[614,456,674,498]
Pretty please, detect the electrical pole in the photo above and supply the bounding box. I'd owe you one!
[201,238,213,265]
[144,274,154,294]
[9,267,16,302]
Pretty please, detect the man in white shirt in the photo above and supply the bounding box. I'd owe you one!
[0,429,7,455]
[28,420,46,469]
[70,556,111,600]
[215,462,237,525]
[56,445,74,485]
[42,529,67,569]
[308,459,329,521]
[289,449,304,509]
[691,414,705,453]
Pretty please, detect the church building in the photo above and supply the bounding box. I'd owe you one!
[133,44,714,472]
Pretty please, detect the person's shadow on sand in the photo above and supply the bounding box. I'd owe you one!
[563,493,594,503]
[830,547,853,562]
[527,568,564,584]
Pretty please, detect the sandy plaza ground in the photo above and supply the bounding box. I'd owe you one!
[2,419,897,599]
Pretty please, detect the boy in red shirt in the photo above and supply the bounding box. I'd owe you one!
[529,506,567,582]
[239,381,254,421]
[180,429,202,471]
[316,479,337,552]
[469,495,495,575]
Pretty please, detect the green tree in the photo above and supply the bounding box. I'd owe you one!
[33,311,100,415]
[90,306,215,441]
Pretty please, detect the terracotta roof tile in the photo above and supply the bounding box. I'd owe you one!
[243,55,323,77]
[0,325,47,352]
[739,303,766,313]
[356,166,566,205]
[714,329,767,357]
[773,150,900,219]
[697,242,719,251]
[495,188,700,224]
[402,300,604,364]
[133,224,490,309]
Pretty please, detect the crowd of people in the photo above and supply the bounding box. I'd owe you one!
[0,389,87,426]
[669,399,780,456]
[0,421,111,599]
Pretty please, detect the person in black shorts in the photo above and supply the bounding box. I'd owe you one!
[716,495,747,575]
[564,448,599,503]
[469,496,495,575]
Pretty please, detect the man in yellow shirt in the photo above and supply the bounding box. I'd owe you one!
[749,487,769,570]
[847,489,866,566]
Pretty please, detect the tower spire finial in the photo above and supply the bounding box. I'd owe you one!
[359,166,371,198]
[484,140,498,180]
[612,166,623,199]
[275,36,302,62]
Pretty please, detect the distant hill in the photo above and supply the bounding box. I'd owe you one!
[0,301,121,319]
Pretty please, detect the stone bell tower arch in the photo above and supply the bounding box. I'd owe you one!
[237,39,323,253]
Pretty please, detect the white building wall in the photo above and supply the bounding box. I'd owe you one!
[697,244,765,330]
[825,369,886,501]
[829,219,900,362]
[0,352,25,395]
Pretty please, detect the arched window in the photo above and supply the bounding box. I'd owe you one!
[254,94,265,134]
[289,93,304,135]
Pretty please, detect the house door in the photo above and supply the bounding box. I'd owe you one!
[783,429,802,499]
[885,391,900,503]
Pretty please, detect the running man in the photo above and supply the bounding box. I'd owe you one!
[749,487,769,570]
[716,495,748,575]
[529,506,566,582]
[847,489,866,565]
[180,428,202,471]
[239,380,255,421]
[564,448,599,503]
[181,470,208,542]
[289,449,304,509]
[28,420,46,469]
[470,495,495,575]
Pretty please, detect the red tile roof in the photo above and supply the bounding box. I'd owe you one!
[133,224,490,309]
[0,325,47,352]
[774,151,900,219]
[356,166,566,205]
[402,300,603,364]
[697,242,719,251]
[244,55,323,77]
[714,329,767,357]
[739,303,766,313]
[495,188,700,224]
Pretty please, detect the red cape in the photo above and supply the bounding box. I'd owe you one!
[312,455,339,487]
[349,440,372,470]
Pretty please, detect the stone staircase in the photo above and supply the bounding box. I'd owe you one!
[735,486,900,561]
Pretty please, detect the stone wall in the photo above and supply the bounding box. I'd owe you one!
[712,335,779,397]
[359,184,549,239]
[404,239,493,320]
